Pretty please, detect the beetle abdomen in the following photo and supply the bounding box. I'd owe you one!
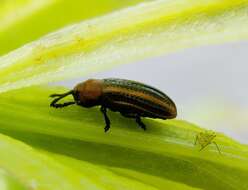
[102,78,177,119]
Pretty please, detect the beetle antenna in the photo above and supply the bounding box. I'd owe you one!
[50,90,75,108]
[50,90,74,98]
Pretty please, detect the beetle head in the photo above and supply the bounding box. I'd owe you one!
[73,79,103,107]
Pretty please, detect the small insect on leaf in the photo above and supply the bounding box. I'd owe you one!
[194,130,221,154]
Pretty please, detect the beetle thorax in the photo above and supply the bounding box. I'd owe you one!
[73,79,103,107]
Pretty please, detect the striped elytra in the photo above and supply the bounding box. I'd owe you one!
[101,78,177,119]
[50,78,177,132]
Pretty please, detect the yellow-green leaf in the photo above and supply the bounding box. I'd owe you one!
[0,86,247,189]
[0,0,248,93]
[0,0,144,55]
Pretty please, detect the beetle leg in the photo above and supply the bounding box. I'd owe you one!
[50,90,74,98]
[100,106,111,132]
[135,116,146,130]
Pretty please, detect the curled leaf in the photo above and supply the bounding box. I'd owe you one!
[0,0,248,93]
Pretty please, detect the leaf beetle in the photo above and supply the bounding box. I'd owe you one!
[50,78,177,132]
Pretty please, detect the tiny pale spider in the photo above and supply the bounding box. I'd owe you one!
[194,130,221,154]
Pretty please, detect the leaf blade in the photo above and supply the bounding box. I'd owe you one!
[0,86,248,189]
[0,0,248,93]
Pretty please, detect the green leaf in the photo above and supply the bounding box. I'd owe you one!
[1,1,248,189]
[0,133,158,190]
[0,0,248,93]
[0,168,27,190]
[0,86,247,189]
[0,0,145,55]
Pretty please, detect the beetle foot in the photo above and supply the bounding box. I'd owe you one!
[104,125,110,132]
[50,103,64,108]
[139,124,146,131]
[140,124,146,131]
[54,105,63,108]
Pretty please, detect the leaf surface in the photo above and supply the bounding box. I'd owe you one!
[0,86,247,189]
[0,0,248,93]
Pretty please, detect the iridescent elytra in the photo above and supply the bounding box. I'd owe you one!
[50,78,177,132]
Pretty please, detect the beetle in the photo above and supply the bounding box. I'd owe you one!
[194,130,221,154]
[50,78,177,132]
